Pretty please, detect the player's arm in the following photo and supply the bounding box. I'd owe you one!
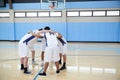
[39,30,57,33]
[30,31,43,38]
[36,30,60,38]
[57,33,62,38]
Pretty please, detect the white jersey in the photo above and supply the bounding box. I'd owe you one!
[43,32,59,47]
[57,37,67,46]
[57,37,67,55]
[41,38,46,51]
[19,30,39,46]
[18,30,39,57]
[28,30,39,46]
[33,29,39,34]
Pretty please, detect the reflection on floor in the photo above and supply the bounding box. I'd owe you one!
[0,41,120,80]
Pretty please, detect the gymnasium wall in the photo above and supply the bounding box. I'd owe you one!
[0,1,120,42]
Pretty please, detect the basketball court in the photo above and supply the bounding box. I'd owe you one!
[0,41,120,80]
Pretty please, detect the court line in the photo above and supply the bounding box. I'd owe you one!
[33,67,44,80]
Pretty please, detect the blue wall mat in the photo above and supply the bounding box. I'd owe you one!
[0,23,15,40]
[118,23,120,42]
[67,22,119,42]
[15,22,67,40]
[0,22,119,42]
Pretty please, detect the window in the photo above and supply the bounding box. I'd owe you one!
[26,12,37,17]
[38,12,49,17]
[67,11,79,17]
[80,11,92,16]
[93,11,105,16]
[0,13,9,17]
[50,11,62,17]
[107,11,119,16]
[15,12,25,17]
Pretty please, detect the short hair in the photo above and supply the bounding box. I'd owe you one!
[44,26,50,30]
[38,28,43,31]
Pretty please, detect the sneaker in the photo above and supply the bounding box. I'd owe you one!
[20,64,24,70]
[59,60,62,65]
[59,66,66,70]
[20,67,24,70]
[38,72,46,76]
[24,71,31,74]
[56,70,60,74]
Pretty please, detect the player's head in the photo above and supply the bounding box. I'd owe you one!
[44,26,50,30]
[38,28,43,31]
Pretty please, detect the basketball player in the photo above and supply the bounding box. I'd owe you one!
[40,26,50,67]
[31,29,43,65]
[40,27,67,70]
[57,34,67,70]
[39,28,60,76]
[18,29,43,74]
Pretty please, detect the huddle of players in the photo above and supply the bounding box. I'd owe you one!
[18,26,67,76]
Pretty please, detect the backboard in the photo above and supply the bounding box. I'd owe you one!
[41,0,65,10]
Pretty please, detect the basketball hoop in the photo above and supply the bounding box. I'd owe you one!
[49,5,55,10]
[48,0,57,11]
[41,0,65,10]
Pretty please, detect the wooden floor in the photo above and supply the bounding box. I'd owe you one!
[0,41,120,80]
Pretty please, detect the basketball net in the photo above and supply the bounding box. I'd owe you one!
[49,5,55,11]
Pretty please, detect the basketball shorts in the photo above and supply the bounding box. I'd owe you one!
[18,42,29,57]
[44,46,59,62]
[28,44,35,52]
[59,44,67,55]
